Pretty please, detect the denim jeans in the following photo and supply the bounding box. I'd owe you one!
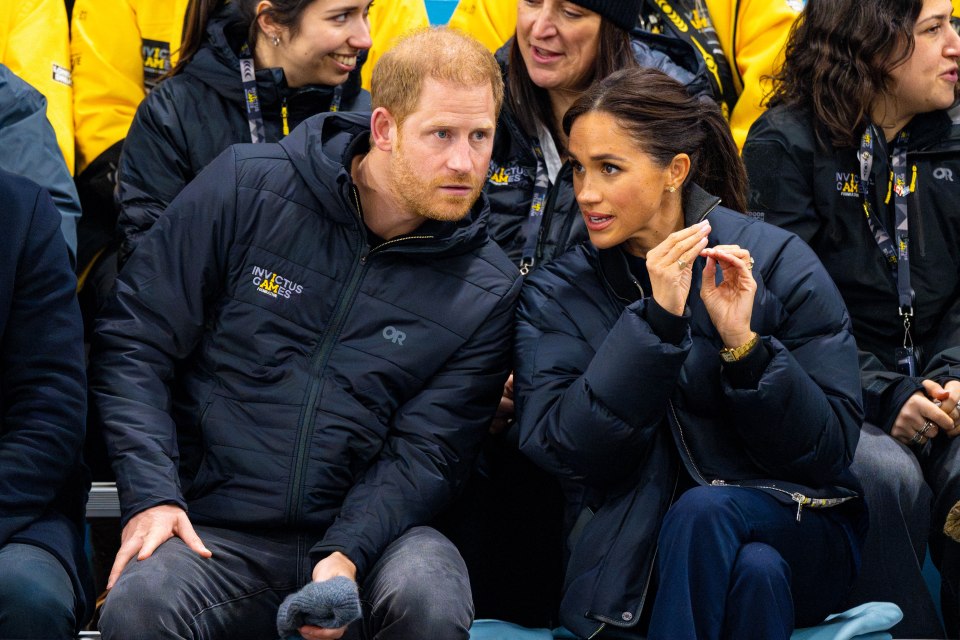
[648,486,862,640]
[99,525,473,640]
[0,542,77,639]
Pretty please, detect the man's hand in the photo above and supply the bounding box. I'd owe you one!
[299,552,359,640]
[107,504,211,589]
[490,374,515,435]
[891,380,957,446]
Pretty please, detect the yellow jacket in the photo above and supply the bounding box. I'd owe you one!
[0,0,74,173]
[447,0,800,149]
[71,0,429,172]
[362,0,430,90]
[71,0,189,174]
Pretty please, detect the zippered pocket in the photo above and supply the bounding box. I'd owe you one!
[709,478,856,522]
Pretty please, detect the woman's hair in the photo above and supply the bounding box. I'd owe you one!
[172,0,318,76]
[767,0,924,148]
[563,67,748,213]
[507,19,635,147]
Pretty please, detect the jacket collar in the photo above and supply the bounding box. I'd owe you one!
[597,184,721,302]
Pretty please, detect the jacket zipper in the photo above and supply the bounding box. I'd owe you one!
[286,187,435,523]
[667,402,853,523]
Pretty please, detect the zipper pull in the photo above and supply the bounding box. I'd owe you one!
[710,479,726,486]
[792,492,806,523]
[281,98,289,137]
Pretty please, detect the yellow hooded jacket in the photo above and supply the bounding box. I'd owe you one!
[71,0,189,175]
[447,0,801,150]
[0,0,74,173]
[72,0,430,174]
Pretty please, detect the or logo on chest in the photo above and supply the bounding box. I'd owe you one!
[836,172,860,197]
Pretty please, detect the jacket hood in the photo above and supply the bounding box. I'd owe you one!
[183,3,365,108]
[280,112,494,255]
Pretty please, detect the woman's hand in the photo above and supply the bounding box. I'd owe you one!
[699,245,757,348]
[647,221,711,316]
[892,380,960,446]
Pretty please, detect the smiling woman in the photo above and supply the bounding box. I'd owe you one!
[743,0,960,635]
[113,0,375,267]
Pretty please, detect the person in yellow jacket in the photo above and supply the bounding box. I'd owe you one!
[448,0,801,150]
[0,0,74,173]
[72,0,428,180]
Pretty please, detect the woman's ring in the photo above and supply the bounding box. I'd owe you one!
[911,431,926,445]
[747,256,755,270]
[920,420,935,436]
[677,259,687,269]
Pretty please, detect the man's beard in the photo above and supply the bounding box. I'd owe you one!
[389,138,484,222]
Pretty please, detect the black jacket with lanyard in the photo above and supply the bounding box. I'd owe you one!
[744,104,960,433]
[115,2,370,266]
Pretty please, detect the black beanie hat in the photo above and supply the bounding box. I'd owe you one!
[571,0,641,32]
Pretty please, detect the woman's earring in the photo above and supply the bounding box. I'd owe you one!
[667,186,677,193]
[272,34,281,47]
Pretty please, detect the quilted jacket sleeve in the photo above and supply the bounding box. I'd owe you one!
[0,179,85,546]
[91,149,236,525]
[115,82,194,266]
[514,269,691,487]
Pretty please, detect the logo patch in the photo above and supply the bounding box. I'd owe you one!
[251,266,304,299]
[486,162,528,187]
[51,63,72,87]
[836,172,860,197]
[382,326,406,345]
[142,39,171,90]
[934,167,955,182]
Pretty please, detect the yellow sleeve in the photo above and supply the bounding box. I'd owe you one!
[2,0,74,173]
[447,0,517,53]
[953,0,960,17]
[709,0,800,151]
[71,0,189,174]
[362,0,430,90]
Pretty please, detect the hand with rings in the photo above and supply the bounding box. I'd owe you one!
[699,243,757,349]
[646,220,711,316]
[911,420,935,446]
[891,380,958,446]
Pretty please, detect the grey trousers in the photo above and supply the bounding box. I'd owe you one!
[99,525,473,640]
[845,422,960,639]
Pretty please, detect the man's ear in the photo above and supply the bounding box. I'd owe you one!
[370,107,398,152]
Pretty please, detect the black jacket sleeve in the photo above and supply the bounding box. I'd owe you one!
[91,149,236,525]
[515,273,690,488]
[115,83,195,267]
[0,182,85,546]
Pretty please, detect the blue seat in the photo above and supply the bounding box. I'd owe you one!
[469,602,904,640]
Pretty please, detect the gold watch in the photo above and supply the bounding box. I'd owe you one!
[719,332,759,363]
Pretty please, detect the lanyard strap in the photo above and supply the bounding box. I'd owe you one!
[239,43,267,144]
[239,44,345,144]
[519,139,550,274]
[859,125,918,365]
[859,126,914,312]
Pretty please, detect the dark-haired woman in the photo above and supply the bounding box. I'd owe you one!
[484,0,711,271]
[515,67,865,639]
[743,0,960,636]
[115,0,373,265]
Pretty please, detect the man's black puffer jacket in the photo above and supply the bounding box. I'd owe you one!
[92,112,521,579]
[115,3,370,266]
